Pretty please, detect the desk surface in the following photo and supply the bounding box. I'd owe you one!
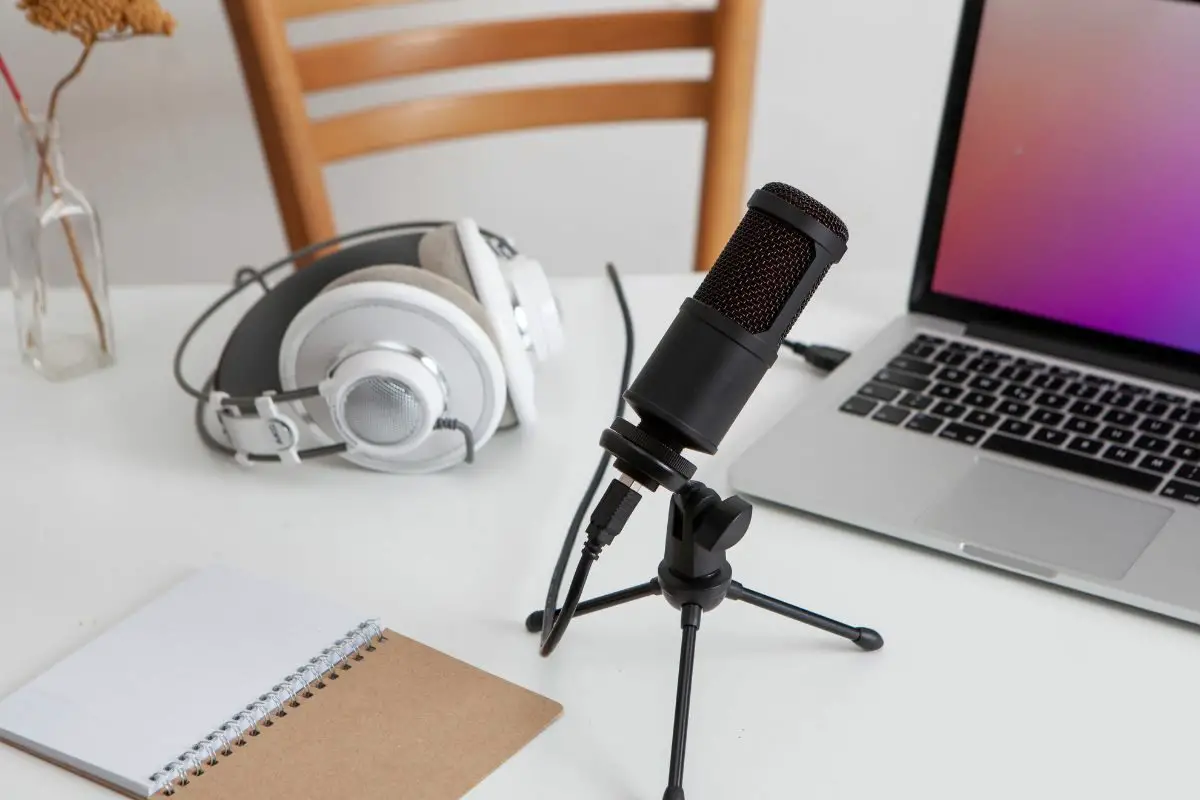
[2,271,1199,800]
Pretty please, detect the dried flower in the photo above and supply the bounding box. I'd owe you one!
[18,0,176,44]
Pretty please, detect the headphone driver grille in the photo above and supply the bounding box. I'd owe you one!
[342,376,425,446]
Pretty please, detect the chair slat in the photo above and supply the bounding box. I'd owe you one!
[296,11,714,93]
[312,81,709,163]
[280,0,421,20]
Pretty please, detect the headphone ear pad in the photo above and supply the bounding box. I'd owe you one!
[321,264,493,337]
[418,225,476,293]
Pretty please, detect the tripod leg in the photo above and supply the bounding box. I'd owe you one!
[663,604,701,800]
[525,579,661,632]
[728,581,883,651]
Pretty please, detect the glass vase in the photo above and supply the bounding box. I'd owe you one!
[2,116,113,380]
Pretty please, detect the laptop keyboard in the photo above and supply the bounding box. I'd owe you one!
[840,333,1200,504]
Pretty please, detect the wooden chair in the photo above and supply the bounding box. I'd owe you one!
[223,0,762,271]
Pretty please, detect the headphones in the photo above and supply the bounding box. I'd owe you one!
[175,220,564,473]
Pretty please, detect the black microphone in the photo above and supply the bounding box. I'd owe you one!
[600,181,850,494]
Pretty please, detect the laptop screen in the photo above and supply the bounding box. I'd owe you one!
[930,0,1200,355]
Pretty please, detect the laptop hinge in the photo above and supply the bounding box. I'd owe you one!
[965,320,1200,393]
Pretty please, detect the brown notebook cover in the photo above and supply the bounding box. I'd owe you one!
[158,630,561,799]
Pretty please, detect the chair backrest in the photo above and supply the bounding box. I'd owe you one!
[223,0,762,271]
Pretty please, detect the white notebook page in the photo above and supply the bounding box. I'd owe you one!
[0,565,371,797]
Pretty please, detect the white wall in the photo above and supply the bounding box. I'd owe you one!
[0,0,963,302]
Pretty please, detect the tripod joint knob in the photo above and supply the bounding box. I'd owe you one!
[694,495,752,552]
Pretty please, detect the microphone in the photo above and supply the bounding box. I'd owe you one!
[600,181,850,495]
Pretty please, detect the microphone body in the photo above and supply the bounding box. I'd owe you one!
[605,182,850,490]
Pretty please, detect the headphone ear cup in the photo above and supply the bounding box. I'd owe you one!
[279,264,508,473]
[418,220,538,427]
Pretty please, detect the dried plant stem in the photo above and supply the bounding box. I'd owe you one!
[21,40,109,355]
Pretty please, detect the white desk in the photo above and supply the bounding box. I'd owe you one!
[2,272,1199,799]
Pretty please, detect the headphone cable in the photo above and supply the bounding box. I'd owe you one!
[538,262,635,656]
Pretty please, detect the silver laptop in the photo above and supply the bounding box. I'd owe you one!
[730,0,1200,625]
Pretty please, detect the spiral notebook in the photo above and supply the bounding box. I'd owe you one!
[0,566,561,798]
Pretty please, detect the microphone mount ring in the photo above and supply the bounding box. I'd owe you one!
[600,418,697,493]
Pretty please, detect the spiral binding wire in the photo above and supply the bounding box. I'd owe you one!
[148,620,385,796]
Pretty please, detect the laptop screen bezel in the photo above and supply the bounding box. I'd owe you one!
[908,0,1200,377]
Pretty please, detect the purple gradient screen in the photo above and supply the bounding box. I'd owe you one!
[931,0,1200,353]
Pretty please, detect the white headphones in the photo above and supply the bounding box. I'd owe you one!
[176,220,564,473]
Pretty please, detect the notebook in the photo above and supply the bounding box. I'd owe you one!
[0,565,562,798]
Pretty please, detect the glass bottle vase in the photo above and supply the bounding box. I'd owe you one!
[3,116,113,380]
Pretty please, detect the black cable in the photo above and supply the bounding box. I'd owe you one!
[434,418,476,464]
[539,262,635,656]
[783,339,852,372]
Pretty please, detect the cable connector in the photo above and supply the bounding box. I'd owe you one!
[585,476,643,549]
[783,340,852,373]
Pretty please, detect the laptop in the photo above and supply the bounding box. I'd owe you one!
[730,0,1200,625]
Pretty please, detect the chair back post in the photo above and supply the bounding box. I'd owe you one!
[696,0,763,271]
[225,0,337,253]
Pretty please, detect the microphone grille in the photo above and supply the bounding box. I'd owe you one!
[694,183,848,335]
[762,182,849,243]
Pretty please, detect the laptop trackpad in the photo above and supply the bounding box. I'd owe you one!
[919,460,1172,581]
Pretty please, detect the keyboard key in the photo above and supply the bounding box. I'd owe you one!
[996,400,1031,418]
[962,392,997,409]
[1119,382,1150,395]
[874,369,931,392]
[1100,426,1135,444]
[936,367,970,384]
[902,342,937,359]
[1033,427,1069,447]
[1030,409,1065,427]
[1099,390,1134,408]
[1102,409,1138,427]
[1103,445,1140,465]
[1170,444,1200,463]
[964,410,1000,428]
[1034,393,1069,410]
[1168,407,1200,426]
[904,414,942,434]
[872,406,910,426]
[930,401,967,419]
[1065,417,1100,435]
[888,356,938,377]
[916,333,946,345]
[1134,399,1169,418]
[1134,435,1170,454]
[998,419,1035,437]
[1031,374,1065,391]
[1176,426,1200,444]
[1015,357,1046,370]
[966,358,999,375]
[1001,385,1037,402]
[1048,366,1080,378]
[930,384,964,400]
[1068,401,1104,419]
[1140,454,1177,474]
[1138,418,1174,436]
[1177,465,1200,483]
[1154,390,1187,404]
[1067,437,1104,456]
[981,434,1161,492]
[999,366,1033,382]
[1084,375,1116,387]
[1064,382,1099,399]
[898,392,933,411]
[840,396,878,417]
[935,351,966,367]
[939,423,987,445]
[1161,480,1200,504]
[946,341,977,352]
[858,383,902,402]
[967,375,1003,392]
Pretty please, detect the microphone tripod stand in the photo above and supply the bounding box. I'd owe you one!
[526,479,883,800]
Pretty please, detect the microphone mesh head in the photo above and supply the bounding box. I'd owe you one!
[694,183,848,335]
